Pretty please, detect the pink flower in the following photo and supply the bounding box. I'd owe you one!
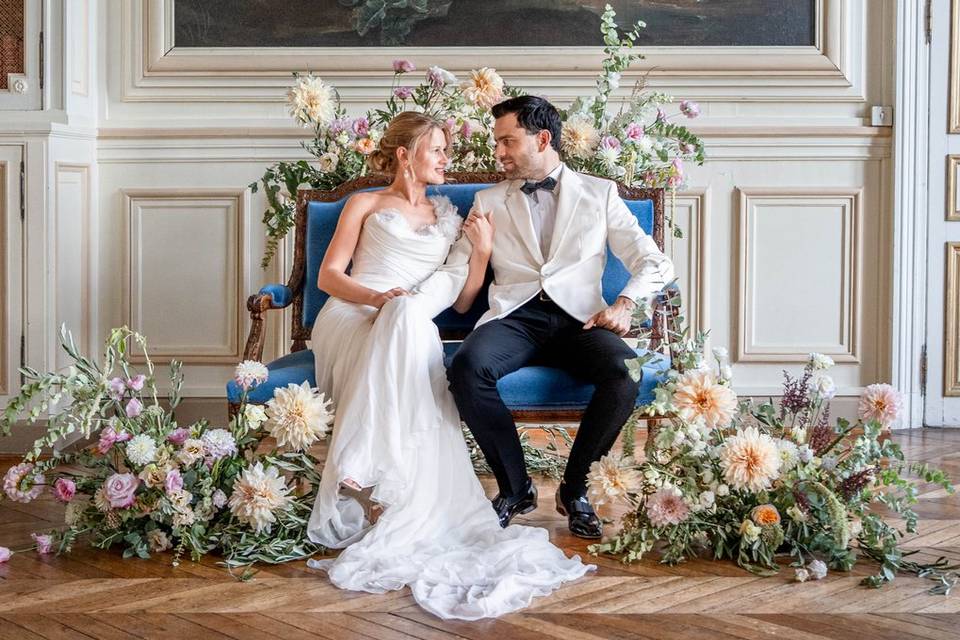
[656,108,667,123]
[681,142,697,155]
[858,383,903,429]
[3,463,45,503]
[107,377,126,400]
[460,120,474,138]
[645,486,690,527]
[104,472,139,509]
[31,533,53,555]
[164,469,183,495]
[167,428,190,446]
[392,59,415,73]
[96,425,130,454]
[126,374,146,391]
[601,135,621,150]
[52,478,76,503]
[0,547,10,563]
[444,117,457,133]
[680,100,701,118]
[624,122,644,141]
[351,117,369,137]
[393,86,413,100]
[125,398,143,418]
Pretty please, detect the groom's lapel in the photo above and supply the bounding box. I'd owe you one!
[546,166,583,262]
[505,181,545,264]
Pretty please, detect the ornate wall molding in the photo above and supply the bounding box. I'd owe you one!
[946,242,960,397]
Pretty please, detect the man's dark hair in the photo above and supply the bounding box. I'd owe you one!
[491,96,562,153]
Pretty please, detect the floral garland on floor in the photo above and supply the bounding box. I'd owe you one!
[587,300,959,594]
[0,327,333,574]
[252,4,705,269]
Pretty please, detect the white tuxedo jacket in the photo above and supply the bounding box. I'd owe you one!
[415,166,675,326]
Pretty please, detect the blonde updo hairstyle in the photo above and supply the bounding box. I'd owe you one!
[367,111,452,176]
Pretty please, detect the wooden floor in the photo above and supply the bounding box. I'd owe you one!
[1,429,959,639]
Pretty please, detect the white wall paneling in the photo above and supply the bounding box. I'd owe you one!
[736,188,861,364]
[667,190,709,339]
[54,163,91,366]
[945,243,960,397]
[0,146,23,400]
[121,188,248,364]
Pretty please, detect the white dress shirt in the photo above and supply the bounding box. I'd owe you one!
[524,163,564,258]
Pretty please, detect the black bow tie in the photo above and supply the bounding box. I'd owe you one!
[520,176,557,195]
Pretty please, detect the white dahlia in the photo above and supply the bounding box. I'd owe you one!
[561,115,600,159]
[586,454,642,507]
[461,67,504,108]
[286,75,337,127]
[201,428,238,460]
[234,360,269,391]
[125,434,157,467]
[265,382,333,452]
[228,462,293,534]
[719,427,781,493]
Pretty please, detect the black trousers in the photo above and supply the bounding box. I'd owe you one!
[447,296,641,499]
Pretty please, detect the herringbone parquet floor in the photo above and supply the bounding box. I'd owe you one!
[1,429,959,639]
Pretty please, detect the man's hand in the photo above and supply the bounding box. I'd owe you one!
[583,296,636,337]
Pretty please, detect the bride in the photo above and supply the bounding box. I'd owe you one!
[306,111,594,620]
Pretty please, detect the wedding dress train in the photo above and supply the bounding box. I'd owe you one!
[306,195,594,620]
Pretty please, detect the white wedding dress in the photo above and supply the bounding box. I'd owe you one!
[306,195,594,620]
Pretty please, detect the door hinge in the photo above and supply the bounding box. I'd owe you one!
[920,343,928,396]
[925,0,933,45]
[38,31,43,90]
[18,160,24,221]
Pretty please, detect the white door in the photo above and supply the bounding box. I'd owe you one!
[0,0,42,110]
[927,0,960,426]
[0,146,24,406]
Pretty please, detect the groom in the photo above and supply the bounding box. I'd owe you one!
[419,96,674,538]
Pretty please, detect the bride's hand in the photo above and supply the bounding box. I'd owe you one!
[372,287,409,308]
[463,209,494,257]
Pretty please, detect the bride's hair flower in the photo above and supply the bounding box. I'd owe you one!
[234,360,269,391]
[671,369,738,429]
[3,462,45,503]
[858,383,902,430]
[720,427,781,493]
[561,115,600,159]
[201,428,238,461]
[286,75,337,127]
[228,462,293,534]
[645,486,690,527]
[461,67,504,108]
[265,382,333,452]
[586,454,642,506]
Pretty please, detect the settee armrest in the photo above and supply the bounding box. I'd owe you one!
[242,284,293,362]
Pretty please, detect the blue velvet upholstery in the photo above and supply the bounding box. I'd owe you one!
[228,181,668,412]
[226,344,670,407]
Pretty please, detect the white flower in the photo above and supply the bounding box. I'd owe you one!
[178,438,205,466]
[234,360,269,391]
[739,519,761,543]
[637,135,654,154]
[335,131,350,146]
[212,489,228,509]
[265,382,333,452]
[776,439,800,471]
[808,559,828,580]
[427,65,457,87]
[561,115,600,159]
[699,490,715,509]
[587,454,643,506]
[460,67,504,108]
[786,505,808,522]
[172,509,196,528]
[318,152,339,173]
[794,567,811,582]
[125,434,157,466]
[597,145,621,169]
[228,462,293,534]
[201,428,237,460]
[719,427,781,493]
[720,365,733,381]
[820,454,837,471]
[712,347,729,361]
[798,444,815,464]
[811,374,837,400]
[147,529,172,553]
[808,353,835,371]
[286,75,337,127]
[168,489,192,510]
[716,484,730,497]
[243,404,268,428]
[606,71,621,90]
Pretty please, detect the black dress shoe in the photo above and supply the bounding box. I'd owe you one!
[491,480,538,528]
[555,482,603,539]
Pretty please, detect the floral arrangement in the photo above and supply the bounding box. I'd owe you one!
[0,327,333,573]
[252,5,704,269]
[588,306,958,594]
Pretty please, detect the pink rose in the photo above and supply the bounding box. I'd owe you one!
[104,472,139,509]
[52,478,76,503]
[31,533,53,555]
[125,398,143,418]
[392,59,415,73]
[0,547,10,563]
[126,374,146,391]
[164,469,183,495]
[393,86,413,100]
[107,377,126,400]
[625,122,644,141]
[167,428,190,446]
[351,117,369,137]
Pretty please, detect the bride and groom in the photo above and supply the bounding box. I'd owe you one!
[305,96,674,620]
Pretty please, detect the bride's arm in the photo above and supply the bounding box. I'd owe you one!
[452,210,493,313]
[317,193,405,309]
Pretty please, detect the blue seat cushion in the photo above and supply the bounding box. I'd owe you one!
[228,345,670,410]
